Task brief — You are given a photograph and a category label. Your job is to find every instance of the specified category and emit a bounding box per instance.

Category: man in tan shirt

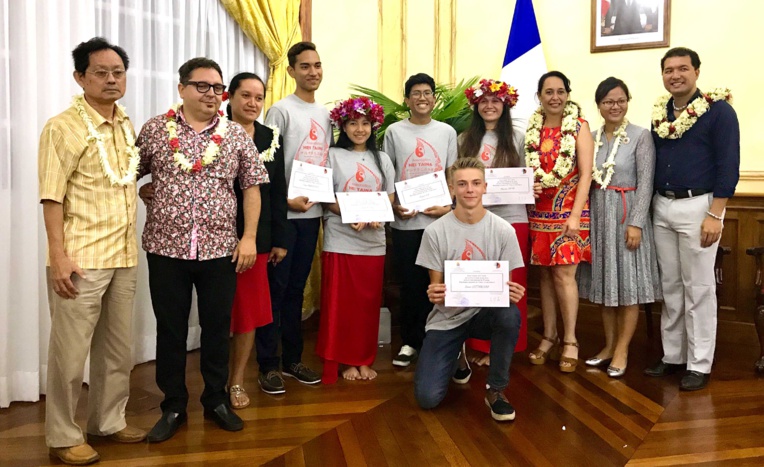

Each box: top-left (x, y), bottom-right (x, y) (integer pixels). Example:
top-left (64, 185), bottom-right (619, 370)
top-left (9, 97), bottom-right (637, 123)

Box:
top-left (38, 37), bottom-right (146, 465)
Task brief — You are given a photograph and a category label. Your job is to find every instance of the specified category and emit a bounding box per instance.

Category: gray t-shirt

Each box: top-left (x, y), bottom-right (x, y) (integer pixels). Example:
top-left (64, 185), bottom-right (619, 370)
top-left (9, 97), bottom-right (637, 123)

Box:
top-left (458, 129), bottom-right (528, 224)
top-left (383, 119), bottom-right (458, 231)
top-left (322, 147), bottom-right (396, 256)
top-left (264, 94), bottom-right (332, 220)
top-left (416, 210), bottom-right (524, 331)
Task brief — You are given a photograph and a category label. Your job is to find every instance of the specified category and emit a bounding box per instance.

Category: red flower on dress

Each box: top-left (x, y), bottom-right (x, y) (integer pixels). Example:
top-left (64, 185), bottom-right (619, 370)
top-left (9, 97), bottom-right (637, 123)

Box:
top-left (192, 160), bottom-right (203, 172)
top-left (169, 138), bottom-right (180, 149)
top-left (222, 91), bottom-right (229, 102)
top-left (211, 134), bottom-right (223, 145)
top-left (166, 109), bottom-right (176, 118)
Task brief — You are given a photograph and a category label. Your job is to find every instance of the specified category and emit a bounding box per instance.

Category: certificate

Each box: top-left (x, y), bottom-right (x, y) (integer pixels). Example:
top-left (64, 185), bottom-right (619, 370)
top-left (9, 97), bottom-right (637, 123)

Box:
top-left (394, 171), bottom-right (452, 212)
top-left (444, 260), bottom-right (509, 308)
top-left (483, 167), bottom-right (535, 206)
top-left (336, 191), bottom-right (394, 224)
top-left (287, 162), bottom-right (335, 203)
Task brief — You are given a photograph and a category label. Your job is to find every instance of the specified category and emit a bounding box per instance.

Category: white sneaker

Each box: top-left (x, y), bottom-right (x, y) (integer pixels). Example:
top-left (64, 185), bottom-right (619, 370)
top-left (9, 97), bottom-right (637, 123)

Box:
top-left (393, 345), bottom-right (418, 367)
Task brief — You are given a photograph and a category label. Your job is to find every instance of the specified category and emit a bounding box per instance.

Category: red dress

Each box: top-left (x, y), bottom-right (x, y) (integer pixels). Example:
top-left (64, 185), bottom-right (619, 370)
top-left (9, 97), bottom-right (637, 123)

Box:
top-left (528, 122), bottom-right (591, 266)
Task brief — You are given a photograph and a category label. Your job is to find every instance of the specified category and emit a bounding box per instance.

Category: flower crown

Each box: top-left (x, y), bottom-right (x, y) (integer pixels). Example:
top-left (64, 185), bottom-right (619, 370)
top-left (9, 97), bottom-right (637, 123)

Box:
top-left (465, 79), bottom-right (519, 108)
top-left (329, 96), bottom-right (385, 130)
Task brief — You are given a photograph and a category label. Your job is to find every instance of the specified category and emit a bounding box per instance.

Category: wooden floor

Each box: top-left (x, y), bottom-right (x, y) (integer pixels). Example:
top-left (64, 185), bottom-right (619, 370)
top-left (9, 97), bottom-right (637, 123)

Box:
top-left (2, 312), bottom-right (764, 466)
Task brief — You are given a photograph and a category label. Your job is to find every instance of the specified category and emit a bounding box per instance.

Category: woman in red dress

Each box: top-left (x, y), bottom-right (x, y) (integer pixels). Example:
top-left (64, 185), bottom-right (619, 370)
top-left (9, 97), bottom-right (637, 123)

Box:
top-left (526, 71), bottom-right (593, 373)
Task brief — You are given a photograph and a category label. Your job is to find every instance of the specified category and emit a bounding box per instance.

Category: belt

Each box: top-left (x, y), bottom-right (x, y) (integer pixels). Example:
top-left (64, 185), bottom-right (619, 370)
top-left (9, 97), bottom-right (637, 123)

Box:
top-left (656, 188), bottom-right (711, 199)
top-left (595, 184), bottom-right (635, 224)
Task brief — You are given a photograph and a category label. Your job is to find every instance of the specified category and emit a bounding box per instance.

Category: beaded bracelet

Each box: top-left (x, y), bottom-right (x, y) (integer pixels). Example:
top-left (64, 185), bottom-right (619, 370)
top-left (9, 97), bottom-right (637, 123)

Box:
top-left (706, 211), bottom-right (724, 221)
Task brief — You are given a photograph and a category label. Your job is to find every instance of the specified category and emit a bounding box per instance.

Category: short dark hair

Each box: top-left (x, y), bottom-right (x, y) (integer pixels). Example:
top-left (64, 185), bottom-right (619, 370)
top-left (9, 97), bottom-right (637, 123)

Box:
top-left (594, 77), bottom-right (631, 105)
top-left (661, 47), bottom-right (701, 71)
top-left (287, 42), bottom-right (317, 68)
top-left (178, 57), bottom-right (223, 84)
top-left (404, 73), bottom-right (436, 97)
top-left (71, 37), bottom-right (129, 74)
top-left (226, 72), bottom-right (267, 119)
top-left (537, 71), bottom-right (572, 95)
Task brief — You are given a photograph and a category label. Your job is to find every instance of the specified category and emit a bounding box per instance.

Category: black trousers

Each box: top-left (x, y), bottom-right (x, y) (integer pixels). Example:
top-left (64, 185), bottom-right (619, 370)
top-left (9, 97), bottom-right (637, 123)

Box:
top-left (256, 217), bottom-right (321, 372)
top-left (147, 253), bottom-right (236, 413)
top-left (391, 228), bottom-right (432, 350)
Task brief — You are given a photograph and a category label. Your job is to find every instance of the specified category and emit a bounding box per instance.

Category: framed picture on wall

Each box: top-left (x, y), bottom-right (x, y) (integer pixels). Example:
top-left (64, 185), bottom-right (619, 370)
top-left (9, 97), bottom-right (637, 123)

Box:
top-left (591, 0), bottom-right (670, 53)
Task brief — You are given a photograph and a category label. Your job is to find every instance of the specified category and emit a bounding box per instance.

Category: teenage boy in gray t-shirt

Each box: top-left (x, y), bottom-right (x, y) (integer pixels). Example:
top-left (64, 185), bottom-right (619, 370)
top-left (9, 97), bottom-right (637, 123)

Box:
top-left (414, 158), bottom-right (525, 421)
top-left (258, 42), bottom-right (332, 391)
top-left (384, 73), bottom-right (458, 368)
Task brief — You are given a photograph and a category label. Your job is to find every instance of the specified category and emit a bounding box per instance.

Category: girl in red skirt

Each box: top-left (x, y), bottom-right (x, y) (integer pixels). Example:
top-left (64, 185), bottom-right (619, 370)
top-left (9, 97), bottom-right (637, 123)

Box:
top-left (318, 97), bottom-right (395, 384)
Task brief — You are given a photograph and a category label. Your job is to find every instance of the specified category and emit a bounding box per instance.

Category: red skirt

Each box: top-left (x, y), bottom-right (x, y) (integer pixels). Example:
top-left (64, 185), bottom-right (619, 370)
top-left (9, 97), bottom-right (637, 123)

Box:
top-left (317, 252), bottom-right (385, 384)
top-left (467, 222), bottom-right (530, 354)
top-left (230, 253), bottom-right (273, 334)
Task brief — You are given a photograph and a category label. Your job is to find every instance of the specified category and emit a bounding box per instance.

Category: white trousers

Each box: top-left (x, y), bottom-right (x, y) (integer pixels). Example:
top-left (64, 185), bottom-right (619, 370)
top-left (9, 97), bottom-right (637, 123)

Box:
top-left (652, 193), bottom-right (719, 373)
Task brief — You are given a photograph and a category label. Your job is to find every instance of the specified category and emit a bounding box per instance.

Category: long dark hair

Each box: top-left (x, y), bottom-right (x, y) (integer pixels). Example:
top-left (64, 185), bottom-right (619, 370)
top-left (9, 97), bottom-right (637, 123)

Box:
top-left (332, 121), bottom-right (386, 186)
top-left (225, 72), bottom-right (266, 120)
top-left (459, 104), bottom-right (520, 168)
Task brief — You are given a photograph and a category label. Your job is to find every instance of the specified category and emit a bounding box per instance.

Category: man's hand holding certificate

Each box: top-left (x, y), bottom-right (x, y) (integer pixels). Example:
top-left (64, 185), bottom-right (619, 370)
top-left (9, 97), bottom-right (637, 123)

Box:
top-left (394, 170), bottom-right (453, 212)
top-left (287, 162), bottom-right (336, 203)
top-left (444, 260), bottom-right (510, 308)
top-left (483, 167), bottom-right (535, 206)
top-left (336, 192), bottom-right (394, 224)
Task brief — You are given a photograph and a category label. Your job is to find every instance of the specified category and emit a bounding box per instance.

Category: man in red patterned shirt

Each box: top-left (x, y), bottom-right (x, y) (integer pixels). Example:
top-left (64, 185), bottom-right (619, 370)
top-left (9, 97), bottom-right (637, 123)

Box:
top-left (136, 57), bottom-right (269, 442)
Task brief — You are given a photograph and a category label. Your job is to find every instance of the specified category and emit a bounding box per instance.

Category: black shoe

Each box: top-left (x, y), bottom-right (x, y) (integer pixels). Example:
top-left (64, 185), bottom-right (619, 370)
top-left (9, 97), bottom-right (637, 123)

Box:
top-left (452, 345), bottom-right (472, 384)
top-left (203, 403), bottom-right (243, 432)
top-left (258, 370), bottom-right (286, 395)
top-left (680, 371), bottom-right (710, 391)
top-left (283, 362), bottom-right (321, 385)
top-left (147, 411), bottom-right (187, 443)
top-left (643, 360), bottom-right (686, 377)
top-left (485, 389), bottom-right (515, 421)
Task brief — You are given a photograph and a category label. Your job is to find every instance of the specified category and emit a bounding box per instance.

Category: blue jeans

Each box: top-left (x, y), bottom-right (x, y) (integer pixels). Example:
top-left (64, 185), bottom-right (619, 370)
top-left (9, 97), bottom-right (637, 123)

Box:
top-left (414, 305), bottom-right (521, 409)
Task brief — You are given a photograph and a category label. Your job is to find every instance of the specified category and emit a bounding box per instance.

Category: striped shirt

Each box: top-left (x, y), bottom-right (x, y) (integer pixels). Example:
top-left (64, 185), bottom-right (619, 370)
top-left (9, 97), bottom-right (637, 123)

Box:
top-left (38, 98), bottom-right (138, 269)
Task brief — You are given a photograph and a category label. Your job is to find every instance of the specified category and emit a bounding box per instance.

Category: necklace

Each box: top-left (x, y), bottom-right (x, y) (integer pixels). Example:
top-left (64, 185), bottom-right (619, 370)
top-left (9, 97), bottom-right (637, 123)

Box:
top-left (592, 119), bottom-right (629, 189)
top-left (652, 87), bottom-right (732, 139)
top-left (525, 101), bottom-right (582, 188)
top-left (73, 95), bottom-right (139, 186)
top-left (672, 101), bottom-right (689, 111)
top-left (165, 104), bottom-right (228, 172)
top-left (258, 125), bottom-right (280, 162)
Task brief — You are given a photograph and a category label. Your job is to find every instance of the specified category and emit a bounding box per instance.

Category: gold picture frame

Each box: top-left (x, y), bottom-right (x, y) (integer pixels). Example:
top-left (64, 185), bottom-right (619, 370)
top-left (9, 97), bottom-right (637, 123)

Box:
top-left (591, 0), bottom-right (671, 53)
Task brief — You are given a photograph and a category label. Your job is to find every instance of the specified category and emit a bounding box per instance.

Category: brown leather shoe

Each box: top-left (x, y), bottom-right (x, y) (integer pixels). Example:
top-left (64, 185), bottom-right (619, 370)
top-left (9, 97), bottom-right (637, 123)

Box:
top-left (108, 425), bottom-right (147, 443)
top-left (49, 443), bottom-right (100, 465)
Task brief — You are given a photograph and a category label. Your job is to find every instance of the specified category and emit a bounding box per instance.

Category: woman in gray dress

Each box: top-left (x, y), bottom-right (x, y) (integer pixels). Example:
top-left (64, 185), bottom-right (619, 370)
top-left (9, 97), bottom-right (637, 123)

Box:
top-left (582, 77), bottom-right (662, 378)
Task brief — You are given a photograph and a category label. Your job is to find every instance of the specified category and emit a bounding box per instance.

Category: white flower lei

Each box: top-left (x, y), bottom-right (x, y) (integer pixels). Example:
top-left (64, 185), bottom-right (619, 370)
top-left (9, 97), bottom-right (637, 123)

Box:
top-left (73, 95), bottom-right (139, 186)
top-left (258, 125), bottom-right (280, 162)
top-left (652, 87), bottom-right (732, 139)
top-left (166, 103), bottom-right (228, 172)
top-left (592, 119), bottom-right (629, 189)
top-left (525, 101), bottom-right (582, 188)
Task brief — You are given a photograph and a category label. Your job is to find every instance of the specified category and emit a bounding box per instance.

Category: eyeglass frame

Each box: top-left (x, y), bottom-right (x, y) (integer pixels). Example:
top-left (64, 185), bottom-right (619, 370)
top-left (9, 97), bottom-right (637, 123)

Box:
top-left (86, 69), bottom-right (127, 80)
top-left (184, 80), bottom-right (227, 95)
top-left (408, 90), bottom-right (435, 99)
top-left (600, 99), bottom-right (629, 108)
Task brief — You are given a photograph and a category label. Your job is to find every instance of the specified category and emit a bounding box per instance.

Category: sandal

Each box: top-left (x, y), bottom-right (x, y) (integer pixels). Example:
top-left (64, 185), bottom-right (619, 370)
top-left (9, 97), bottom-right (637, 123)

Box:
top-left (529, 336), bottom-right (560, 365)
top-left (559, 342), bottom-right (579, 373)
top-left (229, 385), bottom-right (250, 409)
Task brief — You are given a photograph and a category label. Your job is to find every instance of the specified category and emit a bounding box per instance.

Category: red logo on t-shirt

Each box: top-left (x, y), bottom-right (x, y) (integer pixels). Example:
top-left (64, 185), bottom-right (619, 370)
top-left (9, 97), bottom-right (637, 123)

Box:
top-left (295, 119), bottom-right (328, 166)
top-left (461, 240), bottom-right (486, 260)
top-left (401, 138), bottom-right (442, 180)
top-left (343, 162), bottom-right (381, 192)
top-left (480, 143), bottom-right (496, 165)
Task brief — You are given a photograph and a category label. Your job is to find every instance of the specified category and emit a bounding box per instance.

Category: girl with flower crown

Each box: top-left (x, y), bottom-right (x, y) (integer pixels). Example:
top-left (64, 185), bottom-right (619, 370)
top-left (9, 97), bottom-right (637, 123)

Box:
top-left (526, 71), bottom-right (593, 373)
top-left (457, 79), bottom-right (530, 368)
top-left (579, 77), bottom-right (662, 378)
top-left (316, 97), bottom-right (396, 384)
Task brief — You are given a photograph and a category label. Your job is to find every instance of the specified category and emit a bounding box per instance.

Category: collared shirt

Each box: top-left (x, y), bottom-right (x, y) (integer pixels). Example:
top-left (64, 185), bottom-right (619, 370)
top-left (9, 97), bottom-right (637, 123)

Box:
top-left (652, 89), bottom-right (740, 198)
top-left (137, 108), bottom-right (269, 260)
top-left (38, 98), bottom-right (138, 269)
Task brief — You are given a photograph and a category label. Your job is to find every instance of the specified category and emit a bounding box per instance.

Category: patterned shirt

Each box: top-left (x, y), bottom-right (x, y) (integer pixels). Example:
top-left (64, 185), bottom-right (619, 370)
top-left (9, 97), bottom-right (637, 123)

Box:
top-left (38, 98), bottom-right (138, 269)
top-left (137, 108), bottom-right (269, 260)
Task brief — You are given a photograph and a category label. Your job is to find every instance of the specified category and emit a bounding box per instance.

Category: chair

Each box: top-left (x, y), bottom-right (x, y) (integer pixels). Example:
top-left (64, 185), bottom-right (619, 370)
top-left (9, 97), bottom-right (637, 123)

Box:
top-left (745, 246), bottom-right (764, 373)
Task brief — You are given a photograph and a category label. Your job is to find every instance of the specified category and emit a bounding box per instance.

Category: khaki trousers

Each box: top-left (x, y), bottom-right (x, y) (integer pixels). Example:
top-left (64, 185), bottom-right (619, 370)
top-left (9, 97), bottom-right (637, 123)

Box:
top-left (45, 267), bottom-right (137, 448)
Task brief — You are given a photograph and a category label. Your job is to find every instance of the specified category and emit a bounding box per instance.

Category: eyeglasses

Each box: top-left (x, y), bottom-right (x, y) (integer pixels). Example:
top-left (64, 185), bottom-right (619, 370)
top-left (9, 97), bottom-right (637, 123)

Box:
top-left (87, 69), bottom-right (126, 80)
top-left (601, 99), bottom-right (628, 108)
top-left (409, 90), bottom-right (434, 99)
top-left (185, 81), bottom-right (227, 95)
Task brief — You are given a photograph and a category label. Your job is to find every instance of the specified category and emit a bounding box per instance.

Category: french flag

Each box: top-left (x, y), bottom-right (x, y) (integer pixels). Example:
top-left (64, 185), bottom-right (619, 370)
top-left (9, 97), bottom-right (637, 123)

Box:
top-left (500, 0), bottom-right (547, 130)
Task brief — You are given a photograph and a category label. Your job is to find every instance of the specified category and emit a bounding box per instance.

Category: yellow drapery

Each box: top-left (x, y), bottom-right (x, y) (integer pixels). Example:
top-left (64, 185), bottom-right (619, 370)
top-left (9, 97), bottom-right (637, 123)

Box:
top-left (220, 0), bottom-right (321, 317)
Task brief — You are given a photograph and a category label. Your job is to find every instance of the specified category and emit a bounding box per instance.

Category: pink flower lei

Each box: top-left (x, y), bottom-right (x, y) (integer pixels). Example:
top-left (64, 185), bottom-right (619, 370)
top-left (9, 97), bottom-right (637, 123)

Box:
top-left (329, 96), bottom-right (385, 130)
top-left (465, 79), bottom-right (519, 108)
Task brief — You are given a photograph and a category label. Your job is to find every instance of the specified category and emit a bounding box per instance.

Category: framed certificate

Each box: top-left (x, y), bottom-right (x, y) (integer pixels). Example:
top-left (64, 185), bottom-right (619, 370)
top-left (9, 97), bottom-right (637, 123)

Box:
top-left (444, 260), bottom-right (509, 308)
top-left (336, 191), bottom-right (394, 224)
top-left (287, 161), bottom-right (335, 203)
top-left (483, 167), bottom-right (535, 206)
top-left (394, 170), bottom-right (453, 212)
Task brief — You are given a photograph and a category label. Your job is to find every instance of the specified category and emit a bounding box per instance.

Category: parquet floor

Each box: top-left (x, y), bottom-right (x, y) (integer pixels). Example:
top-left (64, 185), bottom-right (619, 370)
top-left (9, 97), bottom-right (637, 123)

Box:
top-left (2, 312), bottom-right (764, 466)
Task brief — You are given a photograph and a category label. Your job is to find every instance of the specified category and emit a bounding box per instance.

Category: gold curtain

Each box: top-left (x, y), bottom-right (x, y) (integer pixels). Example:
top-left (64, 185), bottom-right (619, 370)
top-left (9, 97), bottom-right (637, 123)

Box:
top-left (220, 0), bottom-right (302, 109)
